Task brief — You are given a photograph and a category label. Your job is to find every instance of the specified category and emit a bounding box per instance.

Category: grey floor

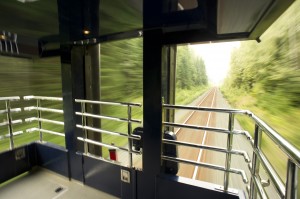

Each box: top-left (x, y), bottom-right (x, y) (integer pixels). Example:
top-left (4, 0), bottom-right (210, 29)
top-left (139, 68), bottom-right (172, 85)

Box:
top-left (0, 168), bottom-right (119, 199)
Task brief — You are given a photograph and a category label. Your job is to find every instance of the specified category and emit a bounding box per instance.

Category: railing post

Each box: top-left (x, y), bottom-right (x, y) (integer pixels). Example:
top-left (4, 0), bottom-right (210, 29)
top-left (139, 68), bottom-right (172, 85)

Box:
top-left (224, 113), bottom-right (234, 191)
top-left (36, 99), bottom-right (43, 142)
top-left (5, 100), bottom-right (14, 149)
top-left (81, 102), bottom-right (88, 155)
top-left (285, 159), bottom-right (298, 199)
top-left (128, 105), bottom-right (133, 168)
top-left (249, 124), bottom-right (262, 199)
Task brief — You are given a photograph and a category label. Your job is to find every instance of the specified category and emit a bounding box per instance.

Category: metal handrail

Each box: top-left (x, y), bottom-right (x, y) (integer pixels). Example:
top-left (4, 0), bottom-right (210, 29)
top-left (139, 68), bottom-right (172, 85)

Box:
top-left (0, 96), bottom-right (22, 150)
top-left (23, 95), bottom-right (63, 101)
top-left (23, 96), bottom-right (64, 143)
top-left (162, 103), bottom-right (300, 199)
top-left (75, 99), bottom-right (141, 107)
top-left (75, 98), bottom-right (142, 168)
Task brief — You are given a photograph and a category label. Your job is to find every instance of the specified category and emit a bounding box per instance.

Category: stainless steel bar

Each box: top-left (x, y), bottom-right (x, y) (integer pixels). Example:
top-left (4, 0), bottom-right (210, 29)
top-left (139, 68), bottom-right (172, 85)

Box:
top-left (161, 155), bottom-right (248, 183)
top-left (249, 124), bottom-right (262, 199)
top-left (5, 100), bottom-right (14, 149)
top-left (25, 117), bottom-right (64, 126)
top-left (163, 104), bottom-right (250, 114)
top-left (162, 138), bottom-right (250, 162)
top-left (77, 137), bottom-right (141, 155)
top-left (163, 121), bottom-right (230, 134)
top-left (224, 113), bottom-right (234, 191)
top-left (26, 128), bottom-right (65, 137)
top-left (81, 102), bottom-right (88, 155)
top-left (0, 96), bottom-right (20, 101)
top-left (0, 119), bottom-right (22, 127)
top-left (128, 105), bottom-right (133, 167)
top-left (0, 131), bottom-right (23, 141)
top-left (75, 112), bottom-right (141, 124)
top-left (252, 175), bottom-right (268, 199)
top-left (76, 125), bottom-right (141, 140)
top-left (24, 106), bottom-right (64, 114)
top-left (37, 99), bottom-right (42, 142)
top-left (251, 114), bottom-right (300, 167)
top-left (23, 96), bottom-right (63, 101)
top-left (75, 99), bottom-right (141, 107)
top-left (0, 108), bottom-right (21, 114)
top-left (285, 159), bottom-right (298, 199)
top-left (255, 147), bottom-right (285, 198)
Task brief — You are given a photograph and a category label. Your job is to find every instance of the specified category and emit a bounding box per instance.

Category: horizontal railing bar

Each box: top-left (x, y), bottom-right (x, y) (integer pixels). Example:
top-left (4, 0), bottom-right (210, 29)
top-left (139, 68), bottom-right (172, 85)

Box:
top-left (0, 108), bottom-right (22, 114)
top-left (76, 125), bottom-right (141, 140)
top-left (0, 131), bottom-right (23, 140)
top-left (77, 137), bottom-right (141, 155)
top-left (23, 96), bottom-right (63, 101)
top-left (24, 106), bottom-right (64, 114)
top-left (25, 117), bottom-right (64, 126)
top-left (75, 99), bottom-right (141, 107)
top-left (163, 122), bottom-right (230, 134)
top-left (0, 119), bottom-right (22, 127)
top-left (161, 155), bottom-right (248, 183)
top-left (162, 139), bottom-right (250, 163)
top-left (251, 114), bottom-right (300, 167)
top-left (76, 112), bottom-right (141, 124)
top-left (26, 128), bottom-right (65, 137)
top-left (163, 104), bottom-right (250, 114)
top-left (255, 148), bottom-right (285, 197)
top-left (0, 96), bottom-right (20, 101)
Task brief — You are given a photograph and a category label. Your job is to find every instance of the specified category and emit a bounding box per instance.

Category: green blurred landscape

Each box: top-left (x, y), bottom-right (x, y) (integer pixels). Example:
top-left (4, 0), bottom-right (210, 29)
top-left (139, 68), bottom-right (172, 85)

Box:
top-left (222, 0), bottom-right (300, 188)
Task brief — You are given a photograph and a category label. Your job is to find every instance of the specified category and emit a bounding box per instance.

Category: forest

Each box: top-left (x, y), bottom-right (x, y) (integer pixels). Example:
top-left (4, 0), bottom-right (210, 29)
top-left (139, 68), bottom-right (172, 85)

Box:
top-left (222, 0), bottom-right (300, 148)
top-left (222, 0), bottom-right (300, 183)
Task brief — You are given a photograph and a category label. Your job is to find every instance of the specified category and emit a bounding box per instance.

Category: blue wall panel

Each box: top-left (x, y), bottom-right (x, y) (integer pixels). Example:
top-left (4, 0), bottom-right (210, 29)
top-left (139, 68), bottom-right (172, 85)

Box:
top-left (35, 142), bottom-right (69, 178)
top-left (83, 156), bottom-right (121, 197)
top-left (0, 145), bottom-right (32, 183)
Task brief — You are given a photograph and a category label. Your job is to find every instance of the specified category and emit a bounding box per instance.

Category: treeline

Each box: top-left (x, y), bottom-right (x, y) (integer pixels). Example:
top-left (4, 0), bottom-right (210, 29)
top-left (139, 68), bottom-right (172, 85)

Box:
top-left (176, 46), bottom-right (208, 89)
top-left (222, 1), bottom-right (300, 147)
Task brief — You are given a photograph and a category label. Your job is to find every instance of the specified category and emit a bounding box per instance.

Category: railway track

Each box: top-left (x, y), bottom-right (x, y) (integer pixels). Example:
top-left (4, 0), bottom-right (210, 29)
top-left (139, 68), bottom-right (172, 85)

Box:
top-left (176, 87), bottom-right (217, 179)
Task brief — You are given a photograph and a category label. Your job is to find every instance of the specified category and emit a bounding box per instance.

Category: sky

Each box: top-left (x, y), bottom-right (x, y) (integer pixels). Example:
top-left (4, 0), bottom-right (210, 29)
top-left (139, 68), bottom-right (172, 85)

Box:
top-left (190, 41), bottom-right (241, 86)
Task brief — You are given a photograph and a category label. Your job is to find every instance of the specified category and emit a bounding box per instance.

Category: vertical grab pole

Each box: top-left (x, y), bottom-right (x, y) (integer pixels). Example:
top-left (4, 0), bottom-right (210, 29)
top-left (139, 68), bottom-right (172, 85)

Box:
top-left (127, 105), bottom-right (133, 168)
top-left (81, 102), bottom-right (88, 155)
top-left (285, 159), bottom-right (298, 199)
top-left (6, 100), bottom-right (14, 150)
top-left (37, 99), bottom-right (42, 142)
top-left (224, 113), bottom-right (234, 191)
top-left (249, 124), bottom-right (262, 199)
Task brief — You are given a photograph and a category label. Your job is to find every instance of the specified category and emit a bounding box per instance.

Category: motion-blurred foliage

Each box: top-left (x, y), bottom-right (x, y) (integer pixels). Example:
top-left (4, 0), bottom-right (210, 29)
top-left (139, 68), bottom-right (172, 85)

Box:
top-left (222, 0), bottom-right (300, 149)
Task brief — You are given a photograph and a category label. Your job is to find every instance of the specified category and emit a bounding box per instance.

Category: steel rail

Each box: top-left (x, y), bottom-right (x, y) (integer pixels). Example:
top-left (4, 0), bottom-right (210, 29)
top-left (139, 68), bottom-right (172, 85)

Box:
top-left (162, 139), bottom-right (250, 163)
top-left (24, 106), bottom-right (64, 114)
top-left (0, 119), bottom-right (22, 127)
top-left (76, 124), bottom-right (141, 140)
top-left (75, 112), bottom-right (141, 124)
top-left (75, 99), bottom-right (141, 107)
top-left (161, 155), bottom-right (248, 183)
top-left (0, 96), bottom-right (20, 101)
top-left (26, 127), bottom-right (65, 137)
top-left (25, 117), bottom-right (64, 126)
top-left (174, 89), bottom-right (213, 135)
top-left (0, 131), bottom-right (23, 140)
top-left (251, 114), bottom-right (300, 167)
top-left (163, 104), bottom-right (250, 114)
top-left (23, 96), bottom-right (63, 101)
top-left (77, 137), bottom-right (141, 155)
top-left (0, 108), bottom-right (21, 114)
top-left (164, 121), bottom-right (230, 134)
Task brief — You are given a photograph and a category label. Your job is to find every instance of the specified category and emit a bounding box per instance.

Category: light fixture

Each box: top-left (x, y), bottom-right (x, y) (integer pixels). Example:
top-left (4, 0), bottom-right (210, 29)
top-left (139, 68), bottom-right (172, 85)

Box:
top-left (83, 29), bottom-right (91, 35)
top-left (17, 0), bottom-right (39, 3)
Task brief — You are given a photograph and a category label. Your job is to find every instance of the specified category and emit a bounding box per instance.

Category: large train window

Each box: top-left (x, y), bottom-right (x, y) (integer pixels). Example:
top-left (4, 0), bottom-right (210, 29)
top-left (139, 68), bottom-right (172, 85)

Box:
top-left (99, 38), bottom-right (143, 169)
top-left (0, 56), bottom-right (64, 152)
